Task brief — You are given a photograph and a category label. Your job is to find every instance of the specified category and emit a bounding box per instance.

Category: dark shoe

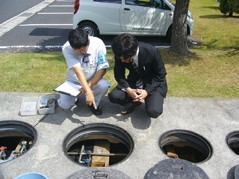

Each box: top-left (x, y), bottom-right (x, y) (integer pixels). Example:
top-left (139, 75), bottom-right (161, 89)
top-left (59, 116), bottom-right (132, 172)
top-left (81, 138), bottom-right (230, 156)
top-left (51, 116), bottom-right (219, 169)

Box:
top-left (88, 105), bottom-right (102, 115)
top-left (121, 102), bottom-right (141, 115)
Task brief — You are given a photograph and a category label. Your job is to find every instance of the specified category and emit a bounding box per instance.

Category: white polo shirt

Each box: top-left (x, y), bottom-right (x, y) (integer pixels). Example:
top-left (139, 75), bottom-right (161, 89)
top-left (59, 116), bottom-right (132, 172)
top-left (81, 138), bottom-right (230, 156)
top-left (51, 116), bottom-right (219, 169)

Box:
top-left (62, 36), bottom-right (109, 84)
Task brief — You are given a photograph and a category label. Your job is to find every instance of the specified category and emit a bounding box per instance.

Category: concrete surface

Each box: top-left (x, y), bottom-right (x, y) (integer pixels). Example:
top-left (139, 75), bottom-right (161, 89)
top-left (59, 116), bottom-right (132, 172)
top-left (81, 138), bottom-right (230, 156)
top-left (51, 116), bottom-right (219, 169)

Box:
top-left (0, 92), bottom-right (239, 179)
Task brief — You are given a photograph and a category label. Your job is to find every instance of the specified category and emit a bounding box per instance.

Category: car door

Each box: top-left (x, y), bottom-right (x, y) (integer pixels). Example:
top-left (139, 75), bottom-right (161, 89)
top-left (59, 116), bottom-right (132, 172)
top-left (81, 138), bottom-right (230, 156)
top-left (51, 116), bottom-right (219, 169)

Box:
top-left (120, 0), bottom-right (173, 35)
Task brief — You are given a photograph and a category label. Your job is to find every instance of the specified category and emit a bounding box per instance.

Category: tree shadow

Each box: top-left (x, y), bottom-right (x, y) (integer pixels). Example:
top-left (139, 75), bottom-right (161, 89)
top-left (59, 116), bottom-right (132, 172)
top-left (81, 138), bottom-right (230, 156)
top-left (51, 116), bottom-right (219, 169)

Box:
top-left (200, 6), bottom-right (239, 19)
top-left (222, 46), bottom-right (239, 56)
top-left (200, 39), bottom-right (239, 56)
top-left (200, 14), bottom-right (239, 19)
top-left (160, 46), bottom-right (202, 67)
top-left (202, 5), bottom-right (220, 11)
top-left (27, 27), bottom-right (71, 53)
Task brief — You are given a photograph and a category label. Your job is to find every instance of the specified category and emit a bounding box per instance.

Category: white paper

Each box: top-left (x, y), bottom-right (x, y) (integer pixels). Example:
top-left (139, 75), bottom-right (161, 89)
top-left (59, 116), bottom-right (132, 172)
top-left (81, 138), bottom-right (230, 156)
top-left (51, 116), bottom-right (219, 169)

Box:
top-left (54, 81), bottom-right (82, 97)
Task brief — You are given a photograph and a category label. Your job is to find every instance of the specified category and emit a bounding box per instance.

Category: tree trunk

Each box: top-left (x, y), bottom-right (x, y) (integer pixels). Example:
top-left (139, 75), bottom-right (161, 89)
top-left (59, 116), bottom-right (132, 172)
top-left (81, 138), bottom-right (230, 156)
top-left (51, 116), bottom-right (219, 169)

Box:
top-left (170, 0), bottom-right (191, 56)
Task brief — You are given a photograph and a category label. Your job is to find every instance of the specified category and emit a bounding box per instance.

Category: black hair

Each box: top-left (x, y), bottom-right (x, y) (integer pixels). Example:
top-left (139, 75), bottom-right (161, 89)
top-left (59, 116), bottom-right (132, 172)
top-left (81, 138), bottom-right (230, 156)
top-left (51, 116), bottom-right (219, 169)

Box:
top-left (111, 33), bottom-right (138, 58)
top-left (68, 28), bottom-right (89, 49)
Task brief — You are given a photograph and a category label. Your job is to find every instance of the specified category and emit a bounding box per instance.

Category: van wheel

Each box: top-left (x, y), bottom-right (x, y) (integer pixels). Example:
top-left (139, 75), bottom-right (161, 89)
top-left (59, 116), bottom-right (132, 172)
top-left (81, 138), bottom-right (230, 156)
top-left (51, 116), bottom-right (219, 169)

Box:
top-left (78, 22), bottom-right (99, 37)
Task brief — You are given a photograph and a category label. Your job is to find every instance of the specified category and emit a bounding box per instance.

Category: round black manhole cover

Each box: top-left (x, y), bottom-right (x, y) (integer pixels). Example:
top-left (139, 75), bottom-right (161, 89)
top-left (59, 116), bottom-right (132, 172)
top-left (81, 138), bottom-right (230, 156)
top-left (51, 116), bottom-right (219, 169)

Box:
top-left (235, 165), bottom-right (239, 179)
top-left (226, 165), bottom-right (239, 179)
top-left (63, 123), bottom-right (134, 167)
top-left (159, 130), bottom-right (212, 163)
top-left (66, 168), bottom-right (131, 179)
top-left (144, 158), bottom-right (209, 179)
top-left (0, 120), bottom-right (37, 164)
top-left (226, 131), bottom-right (239, 155)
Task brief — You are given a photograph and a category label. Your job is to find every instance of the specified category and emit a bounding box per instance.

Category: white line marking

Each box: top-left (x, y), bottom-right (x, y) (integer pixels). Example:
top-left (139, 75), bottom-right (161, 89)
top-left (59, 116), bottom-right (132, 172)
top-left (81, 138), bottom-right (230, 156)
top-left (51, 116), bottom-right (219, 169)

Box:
top-left (38, 12), bottom-right (73, 15)
top-left (19, 24), bottom-right (73, 26)
top-left (0, 0), bottom-right (55, 37)
top-left (0, 45), bottom-right (62, 49)
top-left (0, 45), bottom-right (169, 50)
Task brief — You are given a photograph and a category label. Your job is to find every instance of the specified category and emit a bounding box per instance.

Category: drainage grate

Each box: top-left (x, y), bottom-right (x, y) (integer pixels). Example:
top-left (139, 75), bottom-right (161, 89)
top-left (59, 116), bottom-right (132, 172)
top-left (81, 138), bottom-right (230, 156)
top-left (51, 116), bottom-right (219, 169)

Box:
top-left (0, 120), bottom-right (37, 164)
top-left (63, 123), bottom-right (134, 167)
top-left (159, 130), bottom-right (212, 163)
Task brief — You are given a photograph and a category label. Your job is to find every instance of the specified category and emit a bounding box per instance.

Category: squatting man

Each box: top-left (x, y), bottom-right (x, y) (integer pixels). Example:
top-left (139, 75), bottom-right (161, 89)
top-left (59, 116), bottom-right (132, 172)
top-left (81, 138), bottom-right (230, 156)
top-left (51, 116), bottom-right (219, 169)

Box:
top-left (108, 33), bottom-right (168, 118)
top-left (57, 28), bottom-right (110, 115)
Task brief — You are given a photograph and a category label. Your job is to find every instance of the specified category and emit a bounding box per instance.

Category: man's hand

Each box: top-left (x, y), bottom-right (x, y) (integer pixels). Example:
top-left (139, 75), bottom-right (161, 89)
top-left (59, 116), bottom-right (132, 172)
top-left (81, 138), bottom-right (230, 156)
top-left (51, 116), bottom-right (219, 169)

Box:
top-left (126, 87), bottom-right (138, 100)
top-left (72, 65), bottom-right (97, 109)
top-left (85, 90), bottom-right (97, 109)
top-left (133, 89), bottom-right (148, 102)
top-left (126, 87), bottom-right (147, 102)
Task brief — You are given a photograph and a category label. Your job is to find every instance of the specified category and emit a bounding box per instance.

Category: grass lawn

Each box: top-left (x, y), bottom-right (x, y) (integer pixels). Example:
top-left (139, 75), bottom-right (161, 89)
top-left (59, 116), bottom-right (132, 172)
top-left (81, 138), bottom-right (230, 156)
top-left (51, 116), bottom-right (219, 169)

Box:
top-left (0, 0), bottom-right (238, 98)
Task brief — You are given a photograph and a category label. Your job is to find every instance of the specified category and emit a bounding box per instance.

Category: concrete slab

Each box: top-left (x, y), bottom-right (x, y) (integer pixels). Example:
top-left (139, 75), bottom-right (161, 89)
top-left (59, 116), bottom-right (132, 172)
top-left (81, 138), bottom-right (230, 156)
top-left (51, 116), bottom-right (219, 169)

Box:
top-left (0, 92), bottom-right (239, 179)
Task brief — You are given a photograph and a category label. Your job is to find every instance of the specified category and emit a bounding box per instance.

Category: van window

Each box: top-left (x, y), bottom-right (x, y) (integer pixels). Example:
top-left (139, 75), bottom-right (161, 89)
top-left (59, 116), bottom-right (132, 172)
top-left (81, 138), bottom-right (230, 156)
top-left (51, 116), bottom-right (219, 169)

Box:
top-left (151, 0), bottom-right (171, 10)
top-left (93, 0), bottom-right (121, 3)
top-left (153, 0), bottom-right (163, 8)
top-left (126, 0), bottom-right (151, 6)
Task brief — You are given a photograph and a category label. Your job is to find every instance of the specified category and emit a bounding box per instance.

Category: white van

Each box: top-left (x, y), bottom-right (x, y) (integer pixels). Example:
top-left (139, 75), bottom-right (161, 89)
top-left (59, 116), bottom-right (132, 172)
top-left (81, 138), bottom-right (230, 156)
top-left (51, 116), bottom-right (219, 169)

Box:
top-left (73, 0), bottom-right (194, 39)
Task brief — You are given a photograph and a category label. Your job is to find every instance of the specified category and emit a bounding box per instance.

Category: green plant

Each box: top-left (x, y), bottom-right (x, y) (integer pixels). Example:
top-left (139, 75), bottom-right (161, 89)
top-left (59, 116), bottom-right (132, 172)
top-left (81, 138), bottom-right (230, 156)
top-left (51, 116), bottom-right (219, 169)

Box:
top-left (219, 0), bottom-right (239, 16)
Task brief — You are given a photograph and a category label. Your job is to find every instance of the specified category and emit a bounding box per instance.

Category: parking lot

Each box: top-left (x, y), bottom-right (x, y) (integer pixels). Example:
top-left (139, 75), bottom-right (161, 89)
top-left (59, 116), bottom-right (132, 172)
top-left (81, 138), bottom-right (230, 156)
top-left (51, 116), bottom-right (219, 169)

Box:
top-left (0, 0), bottom-right (72, 52)
top-left (0, 0), bottom-right (170, 53)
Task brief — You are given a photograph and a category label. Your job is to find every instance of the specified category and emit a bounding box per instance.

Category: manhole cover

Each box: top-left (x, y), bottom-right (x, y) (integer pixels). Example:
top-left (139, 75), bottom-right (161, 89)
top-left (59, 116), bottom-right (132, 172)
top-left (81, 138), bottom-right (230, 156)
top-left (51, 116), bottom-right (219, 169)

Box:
top-left (226, 131), bottom-right (239, 155)
top-left (63, 123), bottom-right (133, 167)
top-left (67, 168), bottom-right (131, 179)
top-left (0, 120), bottom-right (37, 164)
top-left (144, 158), bottom-right (209, 179)
top-left (159, 130), bottom-right (212, 163)
top-left (235, 165), bottom-right (239, 179)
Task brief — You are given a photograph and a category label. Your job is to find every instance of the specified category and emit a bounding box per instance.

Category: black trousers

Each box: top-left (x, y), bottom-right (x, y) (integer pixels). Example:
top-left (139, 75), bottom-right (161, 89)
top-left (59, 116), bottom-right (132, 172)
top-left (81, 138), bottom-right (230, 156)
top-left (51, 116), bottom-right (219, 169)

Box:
top-left (108, 86), bottom-right (164, 118)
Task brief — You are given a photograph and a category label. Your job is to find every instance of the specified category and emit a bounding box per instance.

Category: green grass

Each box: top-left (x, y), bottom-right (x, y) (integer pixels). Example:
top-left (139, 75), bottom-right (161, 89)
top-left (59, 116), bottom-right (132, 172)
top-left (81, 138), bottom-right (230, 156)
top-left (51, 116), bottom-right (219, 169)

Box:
top-left (190, 0), bottom-right (239, 49)
top-left (0, 0), bottom-right (238, 98)
top-left (162, 49), bottom-right (239, 97)
top-left (0, 53), bottom-right (66, 92)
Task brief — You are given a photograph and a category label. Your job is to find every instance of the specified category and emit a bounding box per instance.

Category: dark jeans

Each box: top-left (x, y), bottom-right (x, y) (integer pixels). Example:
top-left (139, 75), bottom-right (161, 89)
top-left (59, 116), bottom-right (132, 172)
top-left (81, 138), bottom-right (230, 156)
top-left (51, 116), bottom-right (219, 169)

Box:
top-left (108, 87), bottom-right (164, 118)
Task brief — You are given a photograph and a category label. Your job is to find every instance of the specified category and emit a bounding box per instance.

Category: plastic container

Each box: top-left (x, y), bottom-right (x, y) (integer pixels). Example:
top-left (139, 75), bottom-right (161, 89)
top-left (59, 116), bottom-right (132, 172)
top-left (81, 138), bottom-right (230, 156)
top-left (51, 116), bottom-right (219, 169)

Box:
top-left (15, 172), bottom-right (48, 179)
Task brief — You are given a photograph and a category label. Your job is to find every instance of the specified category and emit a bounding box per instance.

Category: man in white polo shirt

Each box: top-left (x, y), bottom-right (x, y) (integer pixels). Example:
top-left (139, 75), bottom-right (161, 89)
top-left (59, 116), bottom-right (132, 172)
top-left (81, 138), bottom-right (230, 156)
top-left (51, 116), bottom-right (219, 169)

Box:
top-left (58, 28), bottom-right (110, 115)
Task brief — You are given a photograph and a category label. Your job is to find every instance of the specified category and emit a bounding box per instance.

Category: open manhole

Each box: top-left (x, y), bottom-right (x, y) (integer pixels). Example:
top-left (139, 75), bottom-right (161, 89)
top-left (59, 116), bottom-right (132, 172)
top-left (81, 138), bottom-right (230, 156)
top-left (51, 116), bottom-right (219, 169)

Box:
top-left (0, 120), bottom-right (37, 164)
top-left (63, 123), bottom-right (134, 167)
top-left (159, 130), bottom-right (212, 163)
top-left (226, 131), bottom-right (239, 155)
